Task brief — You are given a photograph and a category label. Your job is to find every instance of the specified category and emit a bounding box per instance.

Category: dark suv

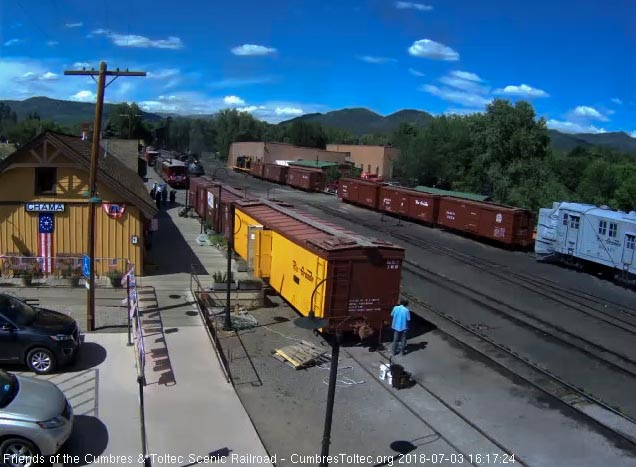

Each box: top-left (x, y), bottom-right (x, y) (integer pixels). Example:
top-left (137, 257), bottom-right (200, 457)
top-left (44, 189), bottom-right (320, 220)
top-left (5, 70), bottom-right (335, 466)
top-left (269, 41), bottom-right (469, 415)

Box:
top-left (0, 294), bottom-right (81, 374)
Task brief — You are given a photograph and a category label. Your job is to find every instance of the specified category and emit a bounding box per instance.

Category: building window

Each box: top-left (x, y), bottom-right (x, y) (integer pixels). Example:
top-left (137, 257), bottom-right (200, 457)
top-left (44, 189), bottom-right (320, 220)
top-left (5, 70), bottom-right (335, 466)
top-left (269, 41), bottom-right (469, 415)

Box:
top-left (598, 220), bottom-right (607, 235)
top-left (562, 213), bottom-right (568, 226)
top-left (609, 222), bottom-right (618, 238)
top-left (569, 215), bottom-right (580, 229)
top-left (375, 166), bottom-right (379, 175)
top-left (367, 164), bottom-right (371, 173)
top-left (35, 167), bottom-right (57, 195)
top-left (627, 235), bottom-right (635, 250)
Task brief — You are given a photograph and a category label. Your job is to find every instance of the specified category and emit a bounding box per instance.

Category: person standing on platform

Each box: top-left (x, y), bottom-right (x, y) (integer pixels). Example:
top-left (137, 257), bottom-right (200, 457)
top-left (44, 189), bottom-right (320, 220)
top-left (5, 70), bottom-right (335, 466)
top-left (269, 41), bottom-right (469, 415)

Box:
top-left (391, 299), bottom-right (410, 356)
top-left (161, 184), bottom-right (168, 207)
top-left (155, 184), bottom-right (162, 210)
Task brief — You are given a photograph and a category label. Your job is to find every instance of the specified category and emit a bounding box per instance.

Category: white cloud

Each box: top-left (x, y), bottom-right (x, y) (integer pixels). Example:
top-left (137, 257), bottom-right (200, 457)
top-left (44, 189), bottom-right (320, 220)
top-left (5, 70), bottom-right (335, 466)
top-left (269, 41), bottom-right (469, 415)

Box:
top-left (275, 107), bottom-right (303, 116)
top-left (110, 34), bottom-right (183, 49)
top-left (611, 98), bottom-right (623, 105)
top-left (445, 108), bottom-right (484, 115)
top-left (17, 71), bottom-right (58, 81)
top-left (223, 95), bottom-right (246, 105)
top-left (420, 84), bottom-right (491, 107)
top-left (46, 41), bottom-right (59, 46)
top-left (70, 90), bottom-right (96, 102)
top-left (357, 55), bottom-right (397, 64)
top-left (231, 44), bottom-right (277, 56)
top-left (90, 29), bottom-right (183, 49)
top-left (65, 22), bottom-right (83, 28)
top-left (408, 39), bottom-right (459, 61)
top-left (209, 76), bottom-right (275, 89)
top-left (630, 131), bottom-right (636, 138)
top-left (237, 105), bottom-right (266, 113)
top-left (408, 68), bottom-right (425, 77)
top-left (493, 83), bottom-right (549, 98)
top-left (395, 2), bottom-right (433, 11)
top-left (439, 72), bottom-right (489, 94)
top-left (450, 70), bottom-right (482, 82)
top-left (4, 39), bottom-right (23, 46)
top-left (72, 62), bottom-right (92, 69)
top-left (147, 68), bottom-right (179, 79)
top-left (547, 119), bottom-right (606, 134)
top-left (571, 105), bottom-right (608, 121)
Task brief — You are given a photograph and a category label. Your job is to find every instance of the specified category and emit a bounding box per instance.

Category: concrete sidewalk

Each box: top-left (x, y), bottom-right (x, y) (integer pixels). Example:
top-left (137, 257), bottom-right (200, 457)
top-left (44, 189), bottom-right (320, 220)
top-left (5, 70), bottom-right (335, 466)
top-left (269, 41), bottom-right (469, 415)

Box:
top-left (139, 173), bottom-right (272, 467)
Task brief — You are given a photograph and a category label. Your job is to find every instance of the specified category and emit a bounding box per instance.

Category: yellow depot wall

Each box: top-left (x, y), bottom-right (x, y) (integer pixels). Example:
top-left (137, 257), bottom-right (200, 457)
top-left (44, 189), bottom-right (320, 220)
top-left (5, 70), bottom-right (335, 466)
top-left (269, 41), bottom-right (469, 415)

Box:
top-left (0, 155), bottom-right (144, 275)
top-left (268, 232), bottom-right (328, 318)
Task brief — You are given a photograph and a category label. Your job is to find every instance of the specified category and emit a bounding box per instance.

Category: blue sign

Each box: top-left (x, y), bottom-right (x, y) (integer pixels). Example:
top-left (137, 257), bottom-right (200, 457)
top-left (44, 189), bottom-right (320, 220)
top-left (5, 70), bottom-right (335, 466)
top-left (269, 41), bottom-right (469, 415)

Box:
top-left (82, 255), bottom-right (90, 278)
top-left (25, 203), bottom-right (65, 212)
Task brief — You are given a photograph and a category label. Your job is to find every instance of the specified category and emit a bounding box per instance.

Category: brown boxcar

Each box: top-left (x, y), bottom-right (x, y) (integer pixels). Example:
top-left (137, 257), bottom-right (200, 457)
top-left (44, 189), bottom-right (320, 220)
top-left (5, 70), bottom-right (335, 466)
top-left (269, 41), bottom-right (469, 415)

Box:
top-left (250, 161), bottom-right (264, 178)
top-left (262, 164), bottom-right (288, 184)
top-left (379, 186), bottom-right (440, 224)
top-left (233, 198), bottom-right (404, 335)
top-left (437, 197), bottom-right (534, 247)
top-left (286, 167), bottom-right (326, 192)
top-left (205, 183), bottom-right (257, 237)
top-left (187, 176), bottom-right (215, 219)
top-left (337, 178), bottom-right (381, 210)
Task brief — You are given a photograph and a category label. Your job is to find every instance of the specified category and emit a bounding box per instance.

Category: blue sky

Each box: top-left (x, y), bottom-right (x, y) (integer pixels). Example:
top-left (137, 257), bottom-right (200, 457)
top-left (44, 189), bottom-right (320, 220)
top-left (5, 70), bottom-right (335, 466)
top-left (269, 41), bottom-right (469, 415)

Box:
top-left (0, 0), bottom-right (634, 132)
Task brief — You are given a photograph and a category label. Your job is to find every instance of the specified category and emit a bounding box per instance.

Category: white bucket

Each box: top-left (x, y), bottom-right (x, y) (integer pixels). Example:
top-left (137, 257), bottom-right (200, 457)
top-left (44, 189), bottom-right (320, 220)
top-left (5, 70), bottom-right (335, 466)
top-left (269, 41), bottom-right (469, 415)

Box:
top-left (379, 364), bottom-right (390, 380)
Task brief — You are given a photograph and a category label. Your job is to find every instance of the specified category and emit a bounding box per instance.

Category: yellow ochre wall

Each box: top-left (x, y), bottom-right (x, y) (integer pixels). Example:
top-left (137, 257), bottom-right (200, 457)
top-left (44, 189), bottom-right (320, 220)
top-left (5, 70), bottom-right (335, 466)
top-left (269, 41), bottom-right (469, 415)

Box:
top-left (233, 207), bottom-right (329, 317)
top-left (0, 164), bottom-right (143, 275)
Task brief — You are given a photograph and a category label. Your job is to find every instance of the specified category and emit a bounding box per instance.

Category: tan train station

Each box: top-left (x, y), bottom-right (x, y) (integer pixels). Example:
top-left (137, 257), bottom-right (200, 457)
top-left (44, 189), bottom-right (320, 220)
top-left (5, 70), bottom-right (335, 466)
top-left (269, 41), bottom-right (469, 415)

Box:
top-left (0, 131), bottom-right (157, 280)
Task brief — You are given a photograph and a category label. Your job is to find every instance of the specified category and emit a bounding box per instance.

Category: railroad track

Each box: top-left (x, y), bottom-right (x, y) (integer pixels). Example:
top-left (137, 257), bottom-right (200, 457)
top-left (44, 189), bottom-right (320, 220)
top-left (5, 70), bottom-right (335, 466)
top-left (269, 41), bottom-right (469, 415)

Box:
top-left (384, 291), bottom-right (636, 449)
top-left (342, 347), bottom-right (527, 467)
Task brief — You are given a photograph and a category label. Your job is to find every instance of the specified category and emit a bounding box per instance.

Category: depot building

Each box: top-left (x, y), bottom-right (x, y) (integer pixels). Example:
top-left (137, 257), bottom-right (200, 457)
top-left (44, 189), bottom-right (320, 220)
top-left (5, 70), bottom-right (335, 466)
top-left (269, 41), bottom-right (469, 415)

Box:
top-left (0, 131), bottom-right (157, 277)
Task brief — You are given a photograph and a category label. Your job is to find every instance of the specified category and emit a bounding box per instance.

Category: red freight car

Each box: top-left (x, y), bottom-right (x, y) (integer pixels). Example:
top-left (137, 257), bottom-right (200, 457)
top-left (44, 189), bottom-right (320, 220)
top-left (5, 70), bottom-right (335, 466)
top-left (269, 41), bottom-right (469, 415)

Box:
top-left (379, 185), bottom-right (440, 224)
top-left (250, 161), bottom-right (264, 178)
top-left (337, 177), bottom-right (381, 210)
top-left (188, 176), bottom-right (215, 219)
top-left (205, 183), bottom-right (258, 237)
top-left (286, 167), bottom-right (326, 192)
top-left (262, 164), bottom-right (288, 184)
top-left (437, 197), bottom-right (534, 247)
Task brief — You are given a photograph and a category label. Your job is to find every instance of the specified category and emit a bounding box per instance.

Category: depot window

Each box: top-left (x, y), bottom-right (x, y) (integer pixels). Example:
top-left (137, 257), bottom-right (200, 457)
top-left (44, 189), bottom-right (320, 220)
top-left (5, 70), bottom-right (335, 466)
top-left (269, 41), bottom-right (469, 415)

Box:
top-left (609, 222), bottom-right (618, 238)
top-left (627, 235), bottom-right (635, 250)
top-left (598, 220), bottom-right (607, 235)
top-left (562, 213), bottom-right (568, 226)
top-left (569, 215), bottom-right (580, 230)
top-left (35, 167), bottom-right (57, 195)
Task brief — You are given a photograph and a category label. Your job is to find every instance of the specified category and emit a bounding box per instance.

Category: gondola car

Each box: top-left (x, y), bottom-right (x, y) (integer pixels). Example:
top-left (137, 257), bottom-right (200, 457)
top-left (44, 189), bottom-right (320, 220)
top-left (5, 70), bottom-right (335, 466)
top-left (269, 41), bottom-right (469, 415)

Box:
top-left (535, 202), bottom-right (636, 283)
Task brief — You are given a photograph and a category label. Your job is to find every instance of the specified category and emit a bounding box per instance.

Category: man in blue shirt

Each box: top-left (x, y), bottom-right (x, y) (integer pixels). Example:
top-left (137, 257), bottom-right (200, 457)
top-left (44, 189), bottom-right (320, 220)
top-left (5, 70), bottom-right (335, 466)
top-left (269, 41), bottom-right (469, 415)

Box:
top-left (391, 299), bottom-right (410, 356)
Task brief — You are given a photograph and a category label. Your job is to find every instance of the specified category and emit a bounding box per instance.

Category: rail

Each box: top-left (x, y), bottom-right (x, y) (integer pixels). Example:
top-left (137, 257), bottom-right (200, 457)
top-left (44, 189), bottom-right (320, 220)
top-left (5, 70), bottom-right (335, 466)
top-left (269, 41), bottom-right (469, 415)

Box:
top-left (190, 264), bottom-right (232, 383)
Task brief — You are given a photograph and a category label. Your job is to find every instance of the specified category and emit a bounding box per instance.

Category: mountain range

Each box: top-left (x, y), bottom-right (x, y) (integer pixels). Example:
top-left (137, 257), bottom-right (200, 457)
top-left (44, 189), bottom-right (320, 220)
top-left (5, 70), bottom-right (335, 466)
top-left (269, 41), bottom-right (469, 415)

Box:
top-left (2, 97), bottom-right (635, 154)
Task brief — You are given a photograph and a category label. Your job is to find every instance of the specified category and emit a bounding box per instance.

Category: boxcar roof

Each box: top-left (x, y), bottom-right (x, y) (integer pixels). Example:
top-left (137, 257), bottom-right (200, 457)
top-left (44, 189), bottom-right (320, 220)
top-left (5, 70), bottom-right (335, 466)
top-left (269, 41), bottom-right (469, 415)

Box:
top-left (235, 199), bottom-right (401, 253)
top-left (414, 185), bottom-right (491, 202)
top-left (289, 160), bottom-right (340, 168)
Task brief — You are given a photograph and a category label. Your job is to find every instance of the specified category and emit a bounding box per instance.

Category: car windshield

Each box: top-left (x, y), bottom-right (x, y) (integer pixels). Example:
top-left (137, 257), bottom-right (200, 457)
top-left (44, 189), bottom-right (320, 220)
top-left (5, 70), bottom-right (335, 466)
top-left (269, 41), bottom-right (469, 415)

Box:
top-left (0, 370), bottom-right (18, 408)
top-left (0, 295), bottom-right (37, 326)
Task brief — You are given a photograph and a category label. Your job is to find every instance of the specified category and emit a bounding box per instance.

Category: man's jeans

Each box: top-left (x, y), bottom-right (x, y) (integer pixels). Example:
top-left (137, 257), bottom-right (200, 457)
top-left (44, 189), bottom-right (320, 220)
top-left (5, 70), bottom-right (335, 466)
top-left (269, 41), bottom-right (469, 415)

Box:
top-left (392, 330), bottom-right (407, 355)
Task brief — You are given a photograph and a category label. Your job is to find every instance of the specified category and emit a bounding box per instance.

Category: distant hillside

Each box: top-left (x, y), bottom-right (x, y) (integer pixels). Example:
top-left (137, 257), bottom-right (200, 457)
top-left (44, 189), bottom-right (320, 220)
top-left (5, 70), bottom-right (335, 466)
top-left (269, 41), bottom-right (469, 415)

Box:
top-left (281, 107), bottom-right (434, 135)
top-left (0, 97), bottom-right (163, 126)
top-left (549, 130), bottom-right (636, 154)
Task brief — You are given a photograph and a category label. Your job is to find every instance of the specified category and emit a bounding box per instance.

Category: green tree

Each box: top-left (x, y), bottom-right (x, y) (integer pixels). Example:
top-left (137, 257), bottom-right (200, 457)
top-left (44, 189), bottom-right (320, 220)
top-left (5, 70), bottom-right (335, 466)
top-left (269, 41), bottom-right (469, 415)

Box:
top-left (214, 109), bottom-right (262, 160)
top-left (285, 120), bottom-right (327, 148)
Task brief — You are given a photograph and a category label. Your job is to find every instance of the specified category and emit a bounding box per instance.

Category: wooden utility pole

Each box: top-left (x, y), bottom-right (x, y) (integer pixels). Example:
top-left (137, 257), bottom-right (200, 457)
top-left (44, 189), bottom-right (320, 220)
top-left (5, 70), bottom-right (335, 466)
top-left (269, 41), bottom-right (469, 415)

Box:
top-left (64, 62), bottom-right (146, 331)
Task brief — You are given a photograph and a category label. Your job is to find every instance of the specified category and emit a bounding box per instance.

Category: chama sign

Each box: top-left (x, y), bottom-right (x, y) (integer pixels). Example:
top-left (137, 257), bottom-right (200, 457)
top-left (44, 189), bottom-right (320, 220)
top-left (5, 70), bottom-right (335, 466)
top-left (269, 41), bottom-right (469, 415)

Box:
top-left (25, 203), bottom-right (65, 212)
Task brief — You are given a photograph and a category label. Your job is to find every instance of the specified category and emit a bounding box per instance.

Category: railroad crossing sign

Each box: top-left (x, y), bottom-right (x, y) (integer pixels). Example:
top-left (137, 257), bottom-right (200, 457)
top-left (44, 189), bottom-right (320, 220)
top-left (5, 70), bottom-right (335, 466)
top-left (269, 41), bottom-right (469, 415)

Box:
top-left (82, 255), bottom-right (90, 278)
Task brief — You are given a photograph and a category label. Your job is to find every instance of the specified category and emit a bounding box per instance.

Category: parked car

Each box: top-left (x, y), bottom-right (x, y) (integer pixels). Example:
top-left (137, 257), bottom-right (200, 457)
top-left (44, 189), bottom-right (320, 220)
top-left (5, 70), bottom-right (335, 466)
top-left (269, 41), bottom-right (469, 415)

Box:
top-left (0, 369), bottom-right (73, 463)
top-left (0, 294), bottom-right (81, 375)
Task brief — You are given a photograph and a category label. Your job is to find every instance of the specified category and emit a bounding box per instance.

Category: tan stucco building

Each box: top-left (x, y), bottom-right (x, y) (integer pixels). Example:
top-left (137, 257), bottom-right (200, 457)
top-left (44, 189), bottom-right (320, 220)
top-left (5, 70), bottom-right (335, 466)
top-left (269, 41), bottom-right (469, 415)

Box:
top-left (326, 144), bottom-right (400, 178)
top-left (229, 142), bottom-right (350, 167)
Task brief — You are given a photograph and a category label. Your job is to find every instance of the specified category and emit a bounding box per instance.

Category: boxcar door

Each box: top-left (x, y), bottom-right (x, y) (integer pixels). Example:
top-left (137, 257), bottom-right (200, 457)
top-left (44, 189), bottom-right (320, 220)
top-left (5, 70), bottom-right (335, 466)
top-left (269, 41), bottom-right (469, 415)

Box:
top-left (247, 225), bottom-right (263, 273)
top-left (622, 233), bottom-right (635, 267)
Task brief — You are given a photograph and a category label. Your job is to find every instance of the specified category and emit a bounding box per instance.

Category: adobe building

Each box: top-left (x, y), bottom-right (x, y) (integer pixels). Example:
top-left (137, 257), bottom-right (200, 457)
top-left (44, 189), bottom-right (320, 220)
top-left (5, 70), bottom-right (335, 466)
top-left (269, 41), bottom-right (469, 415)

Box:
top-left (229, 142), bottom-right (350, 168)
top-left (326, 144), bottom-right (400, 179)
top-left (0, 131), bottom-right (157, 277)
